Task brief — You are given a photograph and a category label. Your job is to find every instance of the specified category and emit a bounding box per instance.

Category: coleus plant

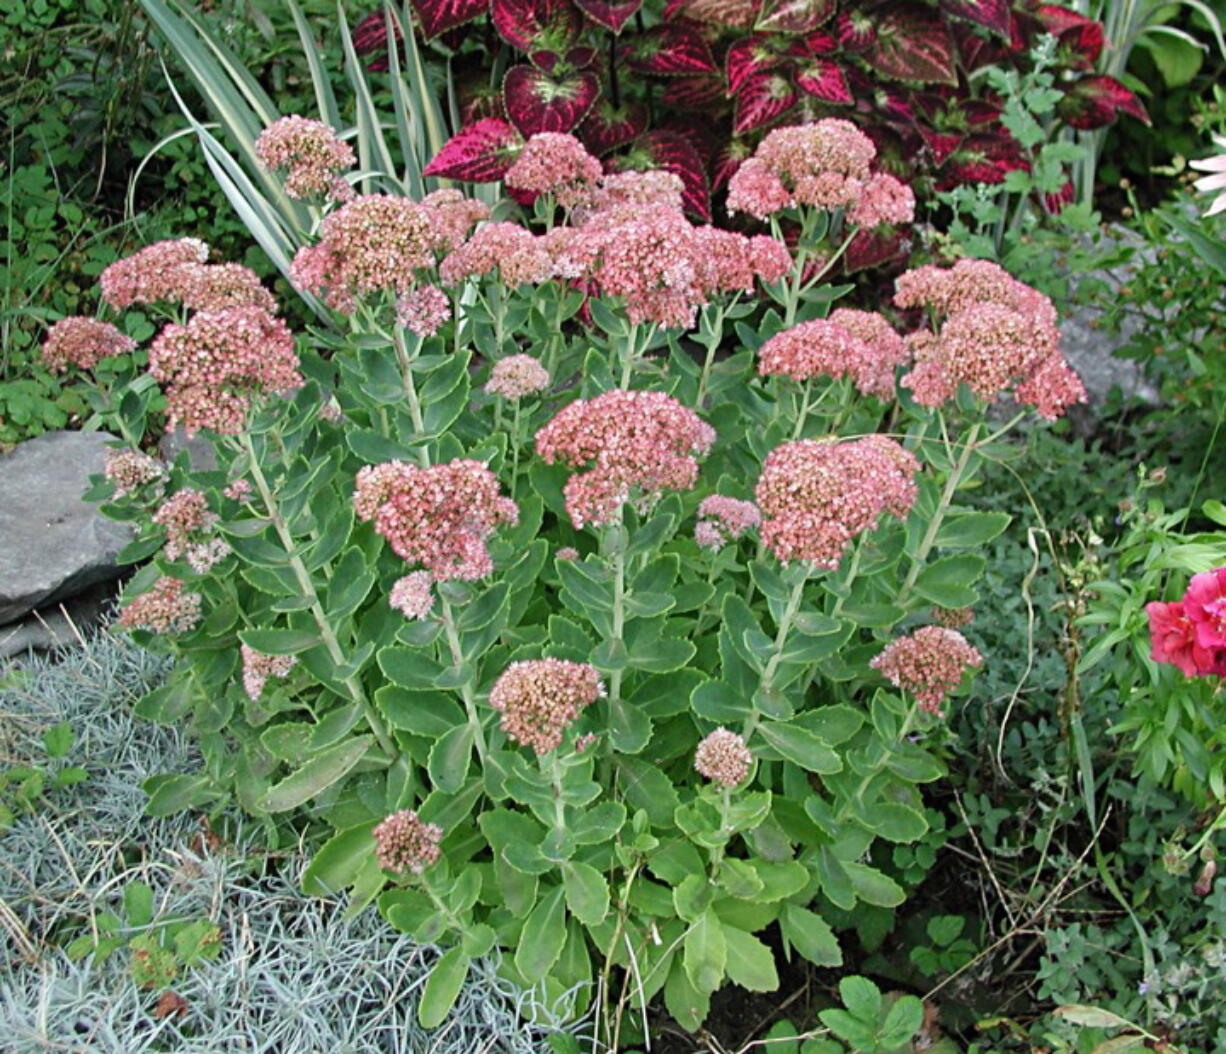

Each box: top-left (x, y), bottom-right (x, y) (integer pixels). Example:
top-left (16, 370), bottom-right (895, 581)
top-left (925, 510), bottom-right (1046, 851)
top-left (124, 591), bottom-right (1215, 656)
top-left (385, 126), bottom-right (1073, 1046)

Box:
top-left (356, 0), bottom-right (1147, 224)
top-left (63, 119), bottom-right (1087, 1041)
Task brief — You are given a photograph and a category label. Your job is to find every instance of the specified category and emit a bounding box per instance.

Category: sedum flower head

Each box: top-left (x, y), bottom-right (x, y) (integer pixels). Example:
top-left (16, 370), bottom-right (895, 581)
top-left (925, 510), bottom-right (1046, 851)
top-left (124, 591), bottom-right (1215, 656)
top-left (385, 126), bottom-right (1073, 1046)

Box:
top-left (848, 172), bottom-right (916, 228)
top-left (536, 389), bottom-right (716, 529)
top-left (389, 571), bottom-right (435, 620)
top-left (395, 284), bottom-right (451, 337)
top-left (373, 809), bottom-right (443, 874)
top-left (104, 449), bottom-right (166, 498)
top-left (758, 317), bottom-right (871, 385)
top-left (41, 317), bottom-right (136, 373)
top-left (148, 306), bottom-right (302, 435)
top-left (505, 133), bottom-right (603, 210)
top-left (241, 644), bottom-right (298, 700)
top-left (755, 435), bottom-right (919, 568)
top-left (421, 189), bottom-right (491, 251)
top-left (353, 459), bottom-right (518, 581)
top-left (99, 238), bottom-right (210, 310)
top-left (117, 576), bottom-right (202, 634)
top-left (439, 221), bottom-right (554, 287)
top-left (485, 354), bottom-right (550, 399)
top-left (590, 169), bottom-right (685, 212)
top-left (255, 115), bottom-right (355, 202)
top-left (870, 626), bottom-right (983, 715)
top-left (827, 307), bottom-right (908, 399)
top-left (694, 727), bottom-right (753, 787)
top-left (488, 658), bottom-right (605, 754)
top-left (695, 495), bottom-right (760, 551)
top-left (289, 195), bottom-right (449, 314)
top-left (152, 488), bottom-right (217, 560)
top-left (180, 263), bottom-right (278, 314)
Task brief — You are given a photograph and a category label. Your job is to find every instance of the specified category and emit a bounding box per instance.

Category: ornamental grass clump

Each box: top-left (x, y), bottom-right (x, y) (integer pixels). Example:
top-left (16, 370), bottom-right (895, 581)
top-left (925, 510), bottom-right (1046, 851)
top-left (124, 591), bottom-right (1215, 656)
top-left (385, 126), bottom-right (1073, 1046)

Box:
top-left (64, 114), bottom-right (1091, 1041)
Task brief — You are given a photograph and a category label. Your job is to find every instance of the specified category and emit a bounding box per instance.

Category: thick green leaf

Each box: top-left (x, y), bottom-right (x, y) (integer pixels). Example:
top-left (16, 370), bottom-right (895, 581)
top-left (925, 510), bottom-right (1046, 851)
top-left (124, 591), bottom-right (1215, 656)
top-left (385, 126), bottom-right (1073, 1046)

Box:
top-left (756, 721), bottom-right (842, 774)
top-left (515, 886), bottom-right (567, 983)
top-left (910, 553), bottom-right (985, 608)
top-left (723, 927), bottom-right (779, 992)
top-left (260, 735), bottom-right (373, 812)
top-left (865, 802), bottom-right (928, 843)
top-left (239, 628), bottom-right (322, 656)
top-left (418, 947), bottom-right (470, 1029)
top-left (563, 862), bottom-right (610, 926)
top-left (782, 903), bottom-right (843, 967)
top-left (683, 908), bottom-right (727, 995)
top-left (428, 723), bottom-right (475, 793)
top-left (302, 821), bottom-right (378, 896)
top-left (933, 511), bottom-right (1011, 548)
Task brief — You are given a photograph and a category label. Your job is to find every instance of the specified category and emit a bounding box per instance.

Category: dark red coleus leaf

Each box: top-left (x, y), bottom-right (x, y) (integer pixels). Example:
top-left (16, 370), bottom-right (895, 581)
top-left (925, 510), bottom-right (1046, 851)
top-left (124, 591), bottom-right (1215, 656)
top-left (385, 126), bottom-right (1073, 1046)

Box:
top-left (939, 0), bottom-right (1010, 38)
top-left (726, 35), bottom-right (787, 94)
top-left (573, 0), bottom-right (642, 32)
top-left (712, 138), bottom-right (754, 191)
top-left (1043, 177), bottom-right (1075, 215)
top-left (754, 0), bottom-right (836, 35)
top-left (796, 28), bottom-right (836, 53)
top-left (626, 23), bottom-right (719, 75)
top-left (673, 0), bottom-right (760, 30)
top-left (1057, 74), bottom-right (1150, 130)
top-left (919, 125), bottom-right (963, 164)
top-left (944, 133), bottom-right (1027, 185)
top-left (458, 81), bottom-right (507, 123)
top-left (845, 228), bottom-right (909, 273)
top-left (621, 130), bottom-right (713, 220)
top-left (733, 69), bottom-right (799, 132)
top-left (662, 74), bottom-right (729, 109)
top-left (412, 0), bottom-right (489, 39)
top-left (579, 99), bottom-right (649, 154)
top-left (836, 9), bottom-right (876, 51)
top-left (353, 10), bottom-right (397, 54)
top-left (863, 6), bottom-right (958, 85)
top-left (424, 118), bottom-right (524, 181)
top-left (503, 64), bottom-right (601, 134)
top-left (530, 47), bottom-right (599, 72)
top-left (795, 59), bottom-right (852, 103)
top-left (1035, 4), bottom-right (1104, 68)
top-left (873, 87), bottom-right (916, 124)
top-left (492, 0), bottom-right (581, 52)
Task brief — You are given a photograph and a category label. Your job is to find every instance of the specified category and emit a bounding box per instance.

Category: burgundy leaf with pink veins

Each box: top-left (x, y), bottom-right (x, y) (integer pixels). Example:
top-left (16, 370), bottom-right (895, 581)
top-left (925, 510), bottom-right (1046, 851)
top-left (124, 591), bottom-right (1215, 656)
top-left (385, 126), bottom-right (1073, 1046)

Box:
top-left (733, 69), bottom-right (798, 133)
top-left (573, 0), bottom-right (643, 31)
top-left (492, 0), bottom-right (581, 52)
top-left (503, 64), bottom-right (601, 135)
top-left (625, 23), bottom-right (719, 75)
top-left (795, 58), bottom-right (851, 103)
top-left (754, 0), bottom-right (836, 35)
top-left (424, 118), bottom-right (525, 181)
top-left (412, 0), bottom-right (489, 39)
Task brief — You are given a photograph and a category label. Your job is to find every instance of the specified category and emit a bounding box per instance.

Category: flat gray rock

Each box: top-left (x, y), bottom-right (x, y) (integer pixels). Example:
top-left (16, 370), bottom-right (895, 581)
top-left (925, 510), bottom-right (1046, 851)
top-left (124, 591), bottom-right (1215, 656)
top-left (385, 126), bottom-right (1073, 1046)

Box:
top-left (158, 425), bottom-right (217, 471)
top-left (0, 431), bottom-right (134, 624)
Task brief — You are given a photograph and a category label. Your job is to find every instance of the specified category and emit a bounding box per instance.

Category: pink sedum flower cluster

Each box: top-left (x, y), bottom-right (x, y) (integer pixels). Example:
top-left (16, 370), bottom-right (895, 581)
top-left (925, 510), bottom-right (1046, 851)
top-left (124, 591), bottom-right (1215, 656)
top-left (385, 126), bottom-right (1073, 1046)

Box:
top-left (894, 258), bottom-right (1084, 419)
top-left (488, 658), bottom-right (605, 754)
top-left (240, 644), bottom-right (298, 700)
top-left (389, 571), bottom-right (435, 620)
top-left (99, 238), bottom-right (210, 310)
top-left (694, 727), bottom-right (753, 788)
top-left (588, 169), bottom-right (686, 213)
top-left (117, 576), bottom-right (202, 634)
top-left (290, 195), bottom-right (471, 314)
top-left (871, 626), bottom-right (983, 715)
top-left (104, 449), bottom-right (166, 498)
top-left (536, 389), bottom-right (716, 529)
top-left (353, 459), bottom-right (518, 581)
top-left (485, 354), bottom-right (550, 399)
top-left (755, 435), bottom-right (919, 567)
top-left (1147, 567), bottom-right (1226, 678)
top-left (40, 317), bottom-right (135, 373)
top-left (255, 115), bottom-right (355, 202)
top-left (395, 284), bottom-right (451, 336)
top-left (148, 306), bottom-right (302, 435)
top-left (180, 263), bottom-right (278, 315)
top-left (505, 133), bottom-right (603, 210)
top-left (373, 809), bottom-right (443, 874)
top-left (695, 495), bottom-right (761, 551)
top-left (153, 488), bottom-right (217, 557)
top-left (440, 221), bottom-right (554, 287)
top-left (727, 120), bottom-right (914, 229)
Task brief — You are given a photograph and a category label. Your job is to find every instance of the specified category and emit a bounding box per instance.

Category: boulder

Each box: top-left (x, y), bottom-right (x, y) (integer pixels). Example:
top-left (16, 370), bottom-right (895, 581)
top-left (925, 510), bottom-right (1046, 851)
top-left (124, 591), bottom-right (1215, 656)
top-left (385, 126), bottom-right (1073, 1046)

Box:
top-left (158, 425), bottom-right (217, 471)
top-left (0, 431), bottom-right (135, 624)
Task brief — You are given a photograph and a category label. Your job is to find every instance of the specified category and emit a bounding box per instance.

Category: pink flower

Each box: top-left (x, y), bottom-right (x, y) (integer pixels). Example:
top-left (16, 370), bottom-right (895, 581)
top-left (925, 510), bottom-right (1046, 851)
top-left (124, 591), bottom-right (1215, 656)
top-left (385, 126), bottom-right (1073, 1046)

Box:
top-left (255, 115), bottom-right (355, 202)
top-left (104, 449), bottom-right (166, 498)
top-left (753, 120), bottom-right (878, 212)
top-left (421, 189), bottom-right (491, 251)
top-left (848, 172), bottom-right (915, 228)
top-left (536, 389), bottom-right (716, 529)
top-left (726, 159), bottom-right (794, 220)
top-left (390, 571), bottom-right (434, 620)
top-left (758, 318), bottom-right (871, 384)
top-left (148, 307), bottom-right (303, 435)
top-left (827, 308), bottom-right (908, 399)
top-left (694, 727), bottom-right (753, 787)
top-left (505, 133), bottom-right (603, 210)
top-left (180, 263), bottom-right (278, 314)
top-left (755, 435), bottom-right (919, 568)
top-left (353, 459), bottom-right (518, 581)
top-left (1146, 600), bottom-right (1225, 678)
top-left (488, 658), bottom-right (605, 754)
top-left (40, 317), bottom-right (136, 373)
top-left (99, 238), bottom-right (210, 310)
top-left (485, 354), bottom-right (550, 399)
top-left (395, 284), bottom-right (451, 336)
top-left (439, 221), bottom-right (554, 287)
top-left (117, 576), bottom-right (202, 634)
top-left (153, 488), bottom-right (217, 560)
top-left (870, 626), bottom-right (983, 715)
top-left (590, 170), bottom-right (685, 213)
top-left (1183, 567), bottom-right (1226, 650)
top-left (241, 644), bottom-right (298, 700)
top-left (223, 479), bottom-right (252, 501)
top-left (373, 809), bottom-right (442, 874)
top-left (289, 195), bottom-right (448, 314)
top-left (696, 495), bottom-right (761, 550)
top-left (1189, 135), bottom-right (1226, 217)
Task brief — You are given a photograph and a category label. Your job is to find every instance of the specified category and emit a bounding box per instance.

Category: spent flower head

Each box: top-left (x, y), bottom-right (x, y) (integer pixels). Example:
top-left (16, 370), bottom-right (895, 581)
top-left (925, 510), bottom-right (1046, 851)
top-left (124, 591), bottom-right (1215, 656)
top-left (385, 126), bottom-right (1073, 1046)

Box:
top-left (488, 658), bottom-right (605, 754)
top-left (373, 809), bottom-right (443, 874)
top-left (536, 389), bottom-right (716, 529)
top-left (241, 644), bottom-right (298, 700)
top-left (694, 728), bottom-right (753, 788)
top-left (117, 576), bottom-right (202, 634)
top-left (152, 488), bottom-right (218, 560)
top-left (104, 449), bottom-right (166, 499)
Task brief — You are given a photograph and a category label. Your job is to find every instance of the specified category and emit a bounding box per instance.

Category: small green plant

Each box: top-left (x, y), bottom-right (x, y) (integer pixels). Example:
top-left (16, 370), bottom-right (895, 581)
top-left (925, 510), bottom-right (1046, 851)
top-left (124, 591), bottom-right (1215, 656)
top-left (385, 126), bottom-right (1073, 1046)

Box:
top-left (908, 915), bottom-right (977, 981)
top-left (0, 720), bottom-right (89, 830)
top-left (65, 879), bottom-right (221, 989)
top-left (813, 976), bottom-right (926, 1054)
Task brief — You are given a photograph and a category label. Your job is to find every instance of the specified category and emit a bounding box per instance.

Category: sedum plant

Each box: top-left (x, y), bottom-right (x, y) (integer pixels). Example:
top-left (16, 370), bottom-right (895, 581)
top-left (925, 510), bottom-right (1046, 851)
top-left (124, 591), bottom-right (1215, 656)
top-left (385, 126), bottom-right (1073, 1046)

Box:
top-left (52, 117), bottom-right (1089, 1039)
